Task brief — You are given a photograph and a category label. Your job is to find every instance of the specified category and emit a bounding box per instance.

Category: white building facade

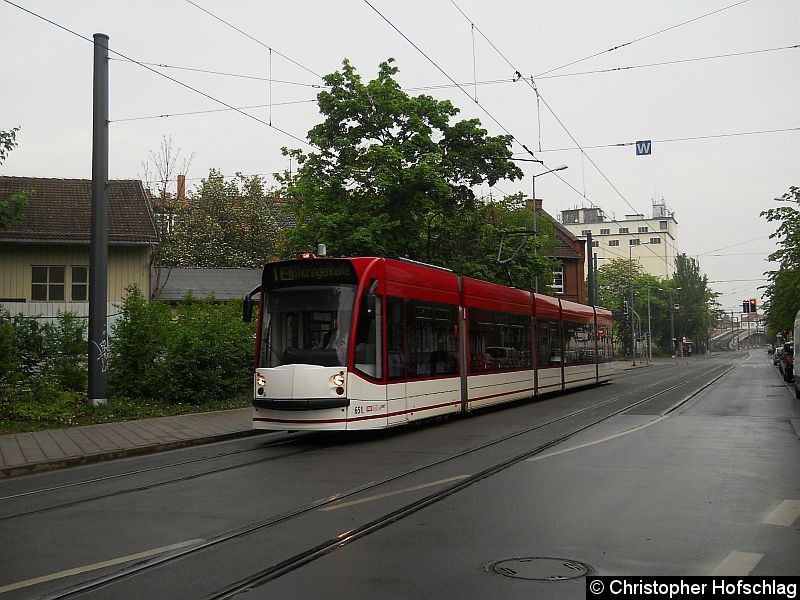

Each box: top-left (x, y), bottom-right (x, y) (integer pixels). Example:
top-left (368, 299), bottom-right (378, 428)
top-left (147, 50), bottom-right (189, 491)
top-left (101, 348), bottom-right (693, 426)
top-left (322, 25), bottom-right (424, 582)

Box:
top-left (560, 200), bottom-right (678, 280)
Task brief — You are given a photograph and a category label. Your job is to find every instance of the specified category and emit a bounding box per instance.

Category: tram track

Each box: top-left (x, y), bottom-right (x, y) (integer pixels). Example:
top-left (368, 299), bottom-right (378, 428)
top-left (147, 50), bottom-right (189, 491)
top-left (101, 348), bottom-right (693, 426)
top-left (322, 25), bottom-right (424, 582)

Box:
top-left (0, 359), bottom-right (716, 524)
top-left (0, 434), bottom-right (326, 522)
top-left (32, 359), bottom-right (737, 600)
top-left (2, 359), bottom-right (718, 524)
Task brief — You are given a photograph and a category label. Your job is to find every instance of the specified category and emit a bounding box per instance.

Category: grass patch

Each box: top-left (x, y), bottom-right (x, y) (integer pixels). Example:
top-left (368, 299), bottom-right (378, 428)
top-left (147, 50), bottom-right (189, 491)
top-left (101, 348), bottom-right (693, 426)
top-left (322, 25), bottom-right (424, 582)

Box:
top-left (0, 386), bottom-right (251, 434)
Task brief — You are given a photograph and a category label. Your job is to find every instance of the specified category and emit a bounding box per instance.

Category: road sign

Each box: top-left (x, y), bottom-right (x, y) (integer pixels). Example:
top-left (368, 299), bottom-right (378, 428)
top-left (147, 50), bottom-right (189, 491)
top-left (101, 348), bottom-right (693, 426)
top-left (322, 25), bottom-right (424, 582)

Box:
top-left (635, 140), bottom-right (652, 156)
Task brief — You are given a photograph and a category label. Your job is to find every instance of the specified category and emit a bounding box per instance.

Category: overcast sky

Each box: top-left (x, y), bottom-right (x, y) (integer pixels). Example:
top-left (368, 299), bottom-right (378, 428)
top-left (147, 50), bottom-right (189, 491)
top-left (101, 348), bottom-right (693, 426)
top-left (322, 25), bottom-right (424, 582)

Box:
top-left (2, 0), bottom-right (798, 313)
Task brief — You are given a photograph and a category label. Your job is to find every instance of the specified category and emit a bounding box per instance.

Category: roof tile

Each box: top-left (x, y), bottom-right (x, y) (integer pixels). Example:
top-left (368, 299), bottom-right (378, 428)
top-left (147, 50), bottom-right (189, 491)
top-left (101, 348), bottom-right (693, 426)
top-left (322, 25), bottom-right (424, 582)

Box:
top-left (0, 177), bottom-right (158, 244)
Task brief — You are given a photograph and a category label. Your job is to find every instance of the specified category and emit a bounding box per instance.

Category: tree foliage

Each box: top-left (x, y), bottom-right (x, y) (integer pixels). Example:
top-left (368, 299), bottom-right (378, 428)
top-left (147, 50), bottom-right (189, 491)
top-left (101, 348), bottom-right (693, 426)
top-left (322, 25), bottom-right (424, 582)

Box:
top-left (672, 253), bottom-right (719, 354)
top-left (597, 254), bottom-right (717, 355)
top-left (760, 186), bottom-right (800, 337)
top-left (156, 169), bottom-right (281, 269)
top-left (277, 59), bottom-right (556, 288)
top-left (0, 127), bottom-right (31, 230)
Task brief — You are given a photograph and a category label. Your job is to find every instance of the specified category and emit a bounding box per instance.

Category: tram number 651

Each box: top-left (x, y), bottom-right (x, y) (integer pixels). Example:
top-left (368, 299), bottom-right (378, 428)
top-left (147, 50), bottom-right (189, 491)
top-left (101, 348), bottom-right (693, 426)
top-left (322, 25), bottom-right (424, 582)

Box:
top-left (354, 406), bottom-right (364, 415)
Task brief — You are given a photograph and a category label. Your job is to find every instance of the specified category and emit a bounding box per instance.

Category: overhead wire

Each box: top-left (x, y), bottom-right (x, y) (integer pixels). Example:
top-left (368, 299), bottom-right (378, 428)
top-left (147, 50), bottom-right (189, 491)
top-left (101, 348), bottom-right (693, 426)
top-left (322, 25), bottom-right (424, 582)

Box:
top-left (108, 58), bottom-right (325, 88)
top-left (185, 0), bottom-right (323, 80)
top-left (112, 41), bottom-right (798, 93)
top-left (533, 0), bottom-right (753, 77)
top-left (2, 0), bottom-right (315, 149)
top-left (537, 126), bottom-right (800, 153)
top-left (363, 0), bottom-right (540, 160)
top-left (449, 0), bottom-right (676, 272)
top-left (538, 43), bottom-right (800, 80)
top-left (109, 99), bottom-right (319, 124)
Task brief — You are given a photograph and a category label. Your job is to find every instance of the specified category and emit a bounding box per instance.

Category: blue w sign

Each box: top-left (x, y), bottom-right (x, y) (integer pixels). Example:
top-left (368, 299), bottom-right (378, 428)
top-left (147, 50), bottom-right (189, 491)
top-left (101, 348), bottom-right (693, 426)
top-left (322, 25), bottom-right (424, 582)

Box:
top-left (635, 140), bottom-right (652, 156)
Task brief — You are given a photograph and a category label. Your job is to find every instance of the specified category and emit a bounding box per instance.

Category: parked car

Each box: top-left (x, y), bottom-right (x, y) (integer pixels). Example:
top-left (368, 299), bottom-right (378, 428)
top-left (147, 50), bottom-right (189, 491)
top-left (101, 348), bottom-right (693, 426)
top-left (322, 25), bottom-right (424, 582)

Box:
top-left (779, 342), bottom-right (794, 382)
top-left (773, 347), bottom-right (783, 366)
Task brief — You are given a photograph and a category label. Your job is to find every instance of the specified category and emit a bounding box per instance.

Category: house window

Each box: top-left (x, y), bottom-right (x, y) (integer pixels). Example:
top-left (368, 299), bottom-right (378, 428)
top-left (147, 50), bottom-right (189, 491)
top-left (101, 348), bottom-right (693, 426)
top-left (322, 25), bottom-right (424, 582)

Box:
top-left (581, 229), bottom-right (591, 236)
top-left (72, 266), bottom-right (89, 301)
top-left (649, 237), bottom-right (662, 245)
top-left (600, 228), bottom-right (610, 235)
top-left (629, 239), bottom-right (640, 246)
top-left (31, 266), bottom-right (65, 301)
top-left (552, 266), bottom-right (564, 294)
top-left (591, 241), bottom-right (599, 247)
top-left (609, 240), bottom-right (620, 247)
top-left (154, 208), bottom-right (178, 234)
top-left (638, 226), bottom-right (649, 233)
top-left (659, 220), bottom-right (668, 230)
top-left (619, 227), bottom-right (629, 234)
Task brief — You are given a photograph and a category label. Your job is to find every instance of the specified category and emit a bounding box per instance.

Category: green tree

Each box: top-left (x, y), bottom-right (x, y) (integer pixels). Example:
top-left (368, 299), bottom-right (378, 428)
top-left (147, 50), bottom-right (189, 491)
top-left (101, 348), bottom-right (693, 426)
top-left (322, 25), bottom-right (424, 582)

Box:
top-left (278, 59), bottom-right (549, 285)
top-left (596, 258), bottom-right (672, 356)
top-left (760, 186), bottom-right (800, 338)
top-left (0, 127), bottom-right (31, 229)
top-left (159, 170), bottom-right (280, 269)
top-left (672, 253), bottom-right (719, 354)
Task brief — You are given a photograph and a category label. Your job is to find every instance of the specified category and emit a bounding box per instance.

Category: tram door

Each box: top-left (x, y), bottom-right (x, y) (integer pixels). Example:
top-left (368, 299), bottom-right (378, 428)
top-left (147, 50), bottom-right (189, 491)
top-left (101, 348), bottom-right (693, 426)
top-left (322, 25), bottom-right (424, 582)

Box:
top-left (386, 297), bottom-right (408, 425)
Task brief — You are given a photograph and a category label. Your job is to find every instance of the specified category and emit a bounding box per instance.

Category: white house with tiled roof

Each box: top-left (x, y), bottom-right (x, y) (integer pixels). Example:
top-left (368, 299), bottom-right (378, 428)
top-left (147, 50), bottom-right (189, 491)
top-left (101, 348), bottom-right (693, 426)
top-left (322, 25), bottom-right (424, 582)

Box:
top-left (0, 177), bottom-right (158, 317)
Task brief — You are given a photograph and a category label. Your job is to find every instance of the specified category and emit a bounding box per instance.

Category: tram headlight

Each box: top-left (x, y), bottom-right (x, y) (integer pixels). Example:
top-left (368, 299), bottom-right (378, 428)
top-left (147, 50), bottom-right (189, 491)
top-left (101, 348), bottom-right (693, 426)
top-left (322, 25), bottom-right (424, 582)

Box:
top-left (329, 371), bottom-right (345, 387)
top-left (255, 373), bottom-right (267, 398)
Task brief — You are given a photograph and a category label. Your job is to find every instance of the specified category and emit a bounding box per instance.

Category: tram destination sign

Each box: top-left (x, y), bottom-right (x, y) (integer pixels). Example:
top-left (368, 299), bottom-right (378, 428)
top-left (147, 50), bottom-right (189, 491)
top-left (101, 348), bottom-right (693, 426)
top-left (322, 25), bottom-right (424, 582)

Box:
top-left (265, 260), bottom-right (357, 287)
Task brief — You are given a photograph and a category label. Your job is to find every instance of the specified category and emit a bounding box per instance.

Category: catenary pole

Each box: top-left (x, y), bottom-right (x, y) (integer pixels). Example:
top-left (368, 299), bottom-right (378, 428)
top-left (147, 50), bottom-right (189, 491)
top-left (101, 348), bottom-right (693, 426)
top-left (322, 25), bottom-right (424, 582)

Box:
top-left (586, 231), bottom-right (594, 305)
top-left (89, 33), bottom-right (109, 407)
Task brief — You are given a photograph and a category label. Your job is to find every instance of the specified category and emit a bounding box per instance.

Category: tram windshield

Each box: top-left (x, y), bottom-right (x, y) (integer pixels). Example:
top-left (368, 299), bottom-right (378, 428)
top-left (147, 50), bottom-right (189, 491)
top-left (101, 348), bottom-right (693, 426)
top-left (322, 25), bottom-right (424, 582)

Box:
top-left (259, 285), bottom-right (357, 368)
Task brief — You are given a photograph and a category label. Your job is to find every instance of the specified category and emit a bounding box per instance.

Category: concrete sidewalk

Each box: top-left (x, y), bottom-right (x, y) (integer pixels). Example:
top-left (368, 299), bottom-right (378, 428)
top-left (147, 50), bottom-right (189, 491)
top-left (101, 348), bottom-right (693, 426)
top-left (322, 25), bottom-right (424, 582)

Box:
top-left (0, 408), bottom-right (259, 479)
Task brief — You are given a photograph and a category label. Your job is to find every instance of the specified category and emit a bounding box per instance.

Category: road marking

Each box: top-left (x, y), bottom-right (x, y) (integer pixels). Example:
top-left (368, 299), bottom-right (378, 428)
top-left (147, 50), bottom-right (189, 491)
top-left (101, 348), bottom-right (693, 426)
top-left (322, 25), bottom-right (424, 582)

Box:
top-left (0, 539), bottom-right (202, 594)
top-left (320, 475), bottom-right (470, 511)
top-left (527, 415), bottom-right (667, 462)
top-left (763, 499), bottom-right (800, 526)
top-left (710, 551), bottom-right (763, 576)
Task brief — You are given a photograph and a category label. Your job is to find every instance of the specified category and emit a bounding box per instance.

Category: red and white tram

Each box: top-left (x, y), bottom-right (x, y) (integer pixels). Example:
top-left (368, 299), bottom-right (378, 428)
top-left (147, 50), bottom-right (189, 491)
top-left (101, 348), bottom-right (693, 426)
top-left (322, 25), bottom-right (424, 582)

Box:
top-left (243, 255), bottom-right (613, 431)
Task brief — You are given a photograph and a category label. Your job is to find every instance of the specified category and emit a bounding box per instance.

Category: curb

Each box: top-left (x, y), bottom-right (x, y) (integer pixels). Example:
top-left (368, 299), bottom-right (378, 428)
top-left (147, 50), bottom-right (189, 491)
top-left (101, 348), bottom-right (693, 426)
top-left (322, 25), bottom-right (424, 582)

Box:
top-left (0, 428), bottom-right (265, 480)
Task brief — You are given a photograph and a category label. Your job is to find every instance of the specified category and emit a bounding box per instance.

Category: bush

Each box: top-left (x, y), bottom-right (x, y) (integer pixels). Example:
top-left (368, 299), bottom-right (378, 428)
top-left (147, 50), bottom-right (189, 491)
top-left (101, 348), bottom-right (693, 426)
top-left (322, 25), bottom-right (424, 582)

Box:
top-left (0, 307), bottom-right (19, 382)
top-left (110, 287), bottom-right (255, 404)
top-left (109, 284), bottom-right (171, 400)
top-left (0, 309), bottom-right (87, 391)
top-left (52, 312), bottom-right (87, 392)
top-left (161, 296), bottom-right (254, 404)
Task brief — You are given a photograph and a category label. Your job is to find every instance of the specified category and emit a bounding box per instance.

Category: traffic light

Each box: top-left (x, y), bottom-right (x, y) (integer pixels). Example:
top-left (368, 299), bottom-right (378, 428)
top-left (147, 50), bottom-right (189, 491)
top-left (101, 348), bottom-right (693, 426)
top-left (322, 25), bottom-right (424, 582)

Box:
top-left (742, 300), bottom-right (750, 313)
top-left (622, 300), bottom-right (628, 315)
top-left (749, 298), bottom-right (757, 313)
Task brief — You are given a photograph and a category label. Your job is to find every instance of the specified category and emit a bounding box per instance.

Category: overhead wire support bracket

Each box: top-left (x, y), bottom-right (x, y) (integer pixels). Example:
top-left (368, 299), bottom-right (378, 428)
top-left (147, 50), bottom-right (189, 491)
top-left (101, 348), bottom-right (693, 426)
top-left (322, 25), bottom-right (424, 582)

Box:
top-left (497, 229), bottom-right (536, 288)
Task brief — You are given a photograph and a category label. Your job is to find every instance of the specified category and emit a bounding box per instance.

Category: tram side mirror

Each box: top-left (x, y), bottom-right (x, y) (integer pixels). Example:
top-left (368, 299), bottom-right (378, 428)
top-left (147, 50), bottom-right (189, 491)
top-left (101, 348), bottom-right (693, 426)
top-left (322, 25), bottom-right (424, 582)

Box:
top-left (243, 297), bottom-right (253, 323)
top-left (366, 279), bottom-right (378, 314)
top-left (243, 285), bottom-right (261, 323)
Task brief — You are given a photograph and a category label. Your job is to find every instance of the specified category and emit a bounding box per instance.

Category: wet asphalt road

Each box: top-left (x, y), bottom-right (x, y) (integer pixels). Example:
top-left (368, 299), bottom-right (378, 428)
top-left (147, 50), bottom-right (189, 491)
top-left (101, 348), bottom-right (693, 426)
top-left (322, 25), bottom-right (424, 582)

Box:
top-left (1, 352), bottom-right (797, 599)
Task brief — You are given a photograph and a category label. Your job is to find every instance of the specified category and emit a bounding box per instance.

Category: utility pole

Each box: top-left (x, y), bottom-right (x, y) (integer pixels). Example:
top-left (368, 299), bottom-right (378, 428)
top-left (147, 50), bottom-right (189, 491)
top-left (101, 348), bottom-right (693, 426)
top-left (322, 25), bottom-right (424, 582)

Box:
top-left (89, 33), bottom-right (109, 407)
top-left (586, 231), bottom-right (595, 305)
top-left (668, 291), bottom-right (676, 357)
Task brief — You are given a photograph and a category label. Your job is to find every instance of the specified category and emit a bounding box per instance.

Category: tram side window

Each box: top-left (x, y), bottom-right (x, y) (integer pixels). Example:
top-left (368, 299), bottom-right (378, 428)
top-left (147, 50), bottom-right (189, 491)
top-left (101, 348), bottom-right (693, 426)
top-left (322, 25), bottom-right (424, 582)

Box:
top-left (537, 318), bottom-right (561, 367)
top-left (469, 309), bottom-right (531, 373)
top-left (407, 301), bottom-right (458, 377)
top-left (354, 291), bottom-right (383, 379)
top-left (595, 325), bottom-right (611, 362)
top-left (564, 320), bottom-right (594, 365)
top-left (387, 297), bottom-right (405, 380)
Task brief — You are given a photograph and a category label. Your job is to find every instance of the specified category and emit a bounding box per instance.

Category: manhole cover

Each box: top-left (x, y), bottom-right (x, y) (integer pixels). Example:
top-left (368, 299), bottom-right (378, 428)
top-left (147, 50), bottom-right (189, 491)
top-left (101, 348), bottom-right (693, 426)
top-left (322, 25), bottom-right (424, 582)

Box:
top-left (486, 557), bottom-right (593, 581)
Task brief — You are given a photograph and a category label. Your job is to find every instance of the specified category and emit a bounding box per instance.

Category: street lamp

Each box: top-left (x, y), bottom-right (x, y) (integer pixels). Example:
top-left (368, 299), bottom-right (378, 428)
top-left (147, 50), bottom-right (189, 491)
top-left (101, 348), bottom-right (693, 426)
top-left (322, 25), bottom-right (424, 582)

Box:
top-left (532, 165), bottom-right (568, 293)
